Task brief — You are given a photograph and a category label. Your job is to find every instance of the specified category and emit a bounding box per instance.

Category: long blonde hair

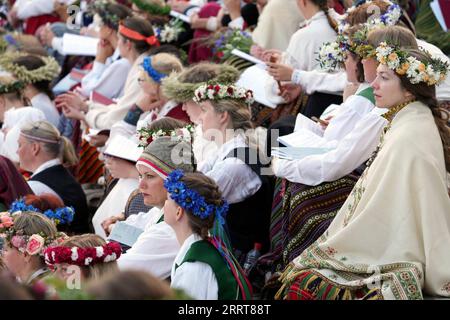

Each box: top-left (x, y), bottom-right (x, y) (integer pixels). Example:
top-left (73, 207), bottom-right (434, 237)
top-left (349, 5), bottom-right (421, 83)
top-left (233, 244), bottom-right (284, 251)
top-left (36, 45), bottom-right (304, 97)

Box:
top-left (20, 120), bottom-right (78, 167)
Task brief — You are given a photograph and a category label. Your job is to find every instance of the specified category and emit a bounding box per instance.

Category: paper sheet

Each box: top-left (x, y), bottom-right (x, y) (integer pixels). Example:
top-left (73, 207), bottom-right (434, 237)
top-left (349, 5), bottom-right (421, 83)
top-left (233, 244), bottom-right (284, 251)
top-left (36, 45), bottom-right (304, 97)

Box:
top-left (62, 34), bottom-right (99, 56)
top-left (103, 135), bottom-right (142, 162)
top-left (108, 222), bottom-right (144, 247)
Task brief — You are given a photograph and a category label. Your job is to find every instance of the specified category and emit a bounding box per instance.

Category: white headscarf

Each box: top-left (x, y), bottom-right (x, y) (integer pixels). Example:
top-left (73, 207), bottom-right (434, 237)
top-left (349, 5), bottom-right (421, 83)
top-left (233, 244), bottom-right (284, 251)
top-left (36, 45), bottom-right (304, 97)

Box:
top-left (0, 107), bottom-right (46, 163)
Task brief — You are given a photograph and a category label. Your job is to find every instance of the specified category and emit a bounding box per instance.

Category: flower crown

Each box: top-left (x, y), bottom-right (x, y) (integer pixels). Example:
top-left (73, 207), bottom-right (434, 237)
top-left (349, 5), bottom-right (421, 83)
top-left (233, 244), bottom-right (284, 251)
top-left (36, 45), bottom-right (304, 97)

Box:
top-left (91, 1), bottom-right (123, 29)
top-left (316, 41), bottom-right (345, 71)
top-left (136, 124), bottom-right (195, 148)
top-left (375, 42), bottom-right (449, 85)
top-left (317, 1), bottom-right (402, 70)
top-left (0, 77), bottom-right (24, 94)
top-left (164, 170), bottom-right (229, 223)
top-left (142, 56), bottom-right (167, 83)
top-left (0, 212), bottom-right (67, 256)
top-left (9, 199), bottom-right (74, 226)
top-left (193, 83), bottom-right (254, 105)
top-left (0, 52), bottom-right (61, 84)
top-left (44, 241), bottom-right (122, 267)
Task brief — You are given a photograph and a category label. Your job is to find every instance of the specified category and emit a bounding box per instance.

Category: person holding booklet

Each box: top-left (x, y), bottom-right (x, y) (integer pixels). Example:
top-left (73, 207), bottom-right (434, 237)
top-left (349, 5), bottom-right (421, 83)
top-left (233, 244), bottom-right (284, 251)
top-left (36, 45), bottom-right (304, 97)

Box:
top-left (161, 62), bottom-right (241, 164)
top-left (261, 25), bottom-right (411, 286)
top-left (189, 80), bottom-right (273, 261)
top-left (276, 44), bottom-right (450, 300)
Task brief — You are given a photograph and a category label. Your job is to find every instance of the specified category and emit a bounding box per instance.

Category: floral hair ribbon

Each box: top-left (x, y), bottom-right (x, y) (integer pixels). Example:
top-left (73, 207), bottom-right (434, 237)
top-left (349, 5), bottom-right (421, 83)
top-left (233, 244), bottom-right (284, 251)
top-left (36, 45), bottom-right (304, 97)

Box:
top-left (375, 42), bottom-right (449, 85)
top-left (193, 83), bottom-right (254, 105)
top-left (44, 242), bottom-right (122, 267)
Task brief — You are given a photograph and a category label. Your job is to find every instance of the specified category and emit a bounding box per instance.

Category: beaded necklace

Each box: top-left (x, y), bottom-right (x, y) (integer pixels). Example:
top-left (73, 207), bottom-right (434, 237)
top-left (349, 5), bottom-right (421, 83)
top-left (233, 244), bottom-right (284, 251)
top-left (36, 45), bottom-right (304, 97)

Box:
top-left (365, 99), bottom-right (415, 168)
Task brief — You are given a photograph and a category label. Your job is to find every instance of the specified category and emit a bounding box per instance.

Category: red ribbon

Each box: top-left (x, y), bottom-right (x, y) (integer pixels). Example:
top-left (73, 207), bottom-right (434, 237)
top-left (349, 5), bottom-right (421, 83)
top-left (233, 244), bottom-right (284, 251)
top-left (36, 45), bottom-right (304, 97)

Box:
top-left (119, 24), bottom-right (160, 47)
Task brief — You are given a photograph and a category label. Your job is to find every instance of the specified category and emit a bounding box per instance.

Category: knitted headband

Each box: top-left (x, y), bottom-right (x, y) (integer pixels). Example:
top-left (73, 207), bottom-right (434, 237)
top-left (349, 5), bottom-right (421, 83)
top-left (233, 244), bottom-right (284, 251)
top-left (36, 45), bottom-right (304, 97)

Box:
top-left (136, 136), bottom-right (195, 179)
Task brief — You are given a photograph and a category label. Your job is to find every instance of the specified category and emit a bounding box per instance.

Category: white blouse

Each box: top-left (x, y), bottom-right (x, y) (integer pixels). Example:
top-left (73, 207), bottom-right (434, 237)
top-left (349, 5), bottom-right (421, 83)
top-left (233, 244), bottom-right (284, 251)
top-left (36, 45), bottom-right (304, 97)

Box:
top-left (30, 93), bottom-right (60, 128)
top-left (198, 134), bottom-right (262, 204)
top-left (291, 69), bottom-right (347, 95)
top-left (79, 49), bottom-right (131, 99)
top-left (273, 107), bottom-right (388, 185)
top-left (283, 11), bottom-right (337, 72)
top-left (85, 54), bottom-right (145, 130)
top-left (170, 233), bottom-right (219, 300)
top-left (117, 207), bottom-right (180, 280)
top-left (14, 0), bottom-right (74, 20)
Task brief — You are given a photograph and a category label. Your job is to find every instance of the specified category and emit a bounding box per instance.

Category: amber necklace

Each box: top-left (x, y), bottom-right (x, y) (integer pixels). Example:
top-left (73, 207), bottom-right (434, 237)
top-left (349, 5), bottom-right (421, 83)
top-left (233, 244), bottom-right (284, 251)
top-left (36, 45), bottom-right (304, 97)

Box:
top-left (366, 99), bottom-right (416, 168)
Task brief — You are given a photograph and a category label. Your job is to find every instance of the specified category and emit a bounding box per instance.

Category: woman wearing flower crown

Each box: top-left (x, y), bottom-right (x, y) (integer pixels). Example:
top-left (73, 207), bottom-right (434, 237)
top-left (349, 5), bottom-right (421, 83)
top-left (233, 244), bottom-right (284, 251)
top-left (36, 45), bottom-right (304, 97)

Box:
top-left (44, 234), bottom-right (120, 283)
top-left (164, 170), bottom-right (252, 300)
top-left (1, 211), bottom-right (59, 285)
top-left (193, 82), bottom-right (273, 261)
top-left (265, 25), bottom-right (385, 282)
top-left (275, 46), bottom-right (450, 300)
top-left (0, 54), bottom-right (61, 128)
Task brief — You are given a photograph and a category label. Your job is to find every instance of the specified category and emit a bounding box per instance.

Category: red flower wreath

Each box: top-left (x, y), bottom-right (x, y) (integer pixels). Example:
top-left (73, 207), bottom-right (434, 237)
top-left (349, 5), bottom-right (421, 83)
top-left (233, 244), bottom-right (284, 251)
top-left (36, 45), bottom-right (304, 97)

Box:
top-left (44, 242), bottom-right (122, 267)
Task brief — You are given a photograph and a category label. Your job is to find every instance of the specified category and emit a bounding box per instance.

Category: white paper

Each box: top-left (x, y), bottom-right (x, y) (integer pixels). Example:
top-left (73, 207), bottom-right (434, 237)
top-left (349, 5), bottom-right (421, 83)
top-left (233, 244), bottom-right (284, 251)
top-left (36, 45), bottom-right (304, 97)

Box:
top-left (103, 135), bottom-right (142, 162)
top-left (430, 0), bottom-right (448, 32)
top-left (108, 221), bottom-right (144, 247)
top-left (271, 147), bottom-right (334, 160)
top-left (277, 129), bottom-right (329, 148)
top-left (231, 49), bottom-right (266, 66)
top-left (237, 64), bottom-right (284, 109)
top-left (293, 113), bottom-right (324, 135)
top-left (62, 34), bottom-right (99, 56)
top-left (170, 10), bottom-right (191, 24)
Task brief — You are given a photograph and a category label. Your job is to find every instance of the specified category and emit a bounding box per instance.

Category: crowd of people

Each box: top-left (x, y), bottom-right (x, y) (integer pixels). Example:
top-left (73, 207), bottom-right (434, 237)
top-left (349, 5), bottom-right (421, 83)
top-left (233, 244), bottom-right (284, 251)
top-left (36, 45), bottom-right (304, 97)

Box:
top-left (0, 0), bottom-right (448, 300)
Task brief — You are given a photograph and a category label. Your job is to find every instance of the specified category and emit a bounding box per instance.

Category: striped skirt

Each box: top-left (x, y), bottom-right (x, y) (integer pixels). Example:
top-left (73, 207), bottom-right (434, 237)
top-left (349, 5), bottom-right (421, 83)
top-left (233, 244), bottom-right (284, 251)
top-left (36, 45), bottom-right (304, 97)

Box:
top-left (258, 174), bottom-right (359, 274)
top-left (279, 269), bottom-right (382, 300)
top-left (279, 175), bottom-right (358, 267)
